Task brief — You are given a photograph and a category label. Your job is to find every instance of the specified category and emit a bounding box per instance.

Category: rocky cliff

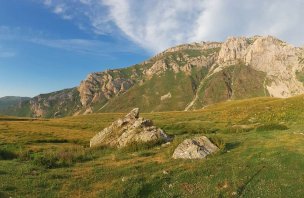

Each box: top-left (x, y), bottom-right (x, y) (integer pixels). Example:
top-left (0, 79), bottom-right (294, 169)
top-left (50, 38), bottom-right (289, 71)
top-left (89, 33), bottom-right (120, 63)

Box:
top-left (3, 35), bottom-right (304, 117)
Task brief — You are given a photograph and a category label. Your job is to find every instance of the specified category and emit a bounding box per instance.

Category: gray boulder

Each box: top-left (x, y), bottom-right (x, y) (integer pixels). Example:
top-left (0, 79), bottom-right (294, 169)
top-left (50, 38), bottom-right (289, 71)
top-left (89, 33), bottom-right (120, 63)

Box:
top-left (90, 108), bottom-right (170, 148)
top-left (172, 136), bottom-right (219, 159)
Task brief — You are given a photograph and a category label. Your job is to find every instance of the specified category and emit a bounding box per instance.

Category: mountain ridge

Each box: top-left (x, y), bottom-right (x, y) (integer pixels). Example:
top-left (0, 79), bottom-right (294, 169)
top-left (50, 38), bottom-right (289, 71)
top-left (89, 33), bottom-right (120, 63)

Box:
top-left (2, 35), bottom-right (304, 118)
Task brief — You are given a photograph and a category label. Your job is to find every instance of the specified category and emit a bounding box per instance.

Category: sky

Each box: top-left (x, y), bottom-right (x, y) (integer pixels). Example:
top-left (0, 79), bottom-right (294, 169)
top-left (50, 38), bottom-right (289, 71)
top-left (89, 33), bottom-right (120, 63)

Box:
top-left (1, 0), bottom-right (304, 97)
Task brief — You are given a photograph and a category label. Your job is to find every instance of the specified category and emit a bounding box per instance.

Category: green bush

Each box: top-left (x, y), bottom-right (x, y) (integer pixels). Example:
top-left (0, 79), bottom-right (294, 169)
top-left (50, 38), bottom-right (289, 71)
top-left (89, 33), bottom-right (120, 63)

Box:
top-left (33, 146), bottom-right (95, 169)
top-left (0, 149), bottom-right (17, 160)
top-left (256, 123), bottom-right (288, 132)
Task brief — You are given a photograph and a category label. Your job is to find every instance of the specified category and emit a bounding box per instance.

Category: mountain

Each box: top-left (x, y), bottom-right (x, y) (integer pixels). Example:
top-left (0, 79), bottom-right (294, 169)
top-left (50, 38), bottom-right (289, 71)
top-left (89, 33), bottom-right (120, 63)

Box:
top-left (0, 96), bottom-right (31, 116)
top-left (2, 35), bottom-right (304, 118)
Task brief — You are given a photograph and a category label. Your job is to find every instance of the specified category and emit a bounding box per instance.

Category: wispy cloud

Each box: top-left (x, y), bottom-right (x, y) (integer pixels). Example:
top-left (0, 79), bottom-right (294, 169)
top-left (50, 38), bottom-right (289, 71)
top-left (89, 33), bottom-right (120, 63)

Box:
top-left (29, 38), bottom-right (140, 56)
top-left (0, 51), bottom-right (15, 58)
top-left (0, 45), bottom-right (15, 58)
top-left (0, 26), bottom-right (141, 56)
top-left (40, 0), bottom-right (304, 53)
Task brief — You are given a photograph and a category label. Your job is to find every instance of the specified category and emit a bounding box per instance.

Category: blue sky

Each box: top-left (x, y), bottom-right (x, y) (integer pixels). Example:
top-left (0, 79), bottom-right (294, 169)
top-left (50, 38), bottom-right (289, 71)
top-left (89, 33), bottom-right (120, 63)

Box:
top-left (0, 0), bottom-right (149, 97)
top-left (1, 0), bottom-right (304, 97)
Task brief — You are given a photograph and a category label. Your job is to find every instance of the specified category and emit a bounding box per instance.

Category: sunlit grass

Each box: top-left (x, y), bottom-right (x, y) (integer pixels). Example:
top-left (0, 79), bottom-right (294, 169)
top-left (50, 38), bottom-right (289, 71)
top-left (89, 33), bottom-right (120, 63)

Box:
top-left (1, 95), bottom-right (304, 197)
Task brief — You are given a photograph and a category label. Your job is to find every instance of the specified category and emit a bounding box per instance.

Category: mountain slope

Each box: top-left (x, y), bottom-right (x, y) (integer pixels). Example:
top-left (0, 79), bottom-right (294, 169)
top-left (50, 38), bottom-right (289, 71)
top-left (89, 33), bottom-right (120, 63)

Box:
top-left (2, 35), bottom-right (304, 118)
top-left (0, 96), bottom-right (31, 116)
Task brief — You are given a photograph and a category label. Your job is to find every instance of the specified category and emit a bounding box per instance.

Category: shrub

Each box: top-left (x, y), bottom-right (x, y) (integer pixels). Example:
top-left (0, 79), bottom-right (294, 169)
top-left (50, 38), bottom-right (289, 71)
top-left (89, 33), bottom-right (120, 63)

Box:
top-left (256, 123), bottom-right (288, 132)
top-left (33, 146), bottom-right (95, 169)
top-left (0, 149), bottom-right (17, 160)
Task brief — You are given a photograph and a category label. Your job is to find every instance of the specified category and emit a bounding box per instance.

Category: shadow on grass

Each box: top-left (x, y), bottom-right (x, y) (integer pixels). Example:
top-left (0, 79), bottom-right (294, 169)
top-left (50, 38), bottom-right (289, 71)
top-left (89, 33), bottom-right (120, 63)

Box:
top-left (224, 142), bottom-right (241, 151)
top-left (0, 170), bottom-right (7, 175)
top-left (30, 146), bottom-right (97, 169)
top-left (256, 123), bottom-right (288, 132)
top-left (29, 139), bottom-right (69, 144)
top-left (237, 166), bottom-right (266, 196)
top-left (0, 191), bottom-right (9, 198)
top-left (0, 149), bottom-right (18, 160)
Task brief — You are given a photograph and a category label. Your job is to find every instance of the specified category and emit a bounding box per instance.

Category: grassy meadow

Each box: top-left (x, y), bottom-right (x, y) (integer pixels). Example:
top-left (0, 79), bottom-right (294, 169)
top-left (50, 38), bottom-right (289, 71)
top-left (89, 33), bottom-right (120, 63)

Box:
top-left (1, 96), bottom-right (304, 197)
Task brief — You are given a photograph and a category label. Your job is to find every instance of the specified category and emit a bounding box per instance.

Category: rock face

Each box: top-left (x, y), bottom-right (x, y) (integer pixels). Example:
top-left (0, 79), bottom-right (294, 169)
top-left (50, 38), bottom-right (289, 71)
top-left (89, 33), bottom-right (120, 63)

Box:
top-left (78, 71), bottom-right (135, 108)
top-left (28, 88), bottom-right (82, 118)
top-left (4, 35), bottom-right (304, 118)
top-left (172, 136), bottom-right (219, 159)
top-left (213, 36), bottom-right (304, 98)
top-left (90, 108), bottom-right (170, 148)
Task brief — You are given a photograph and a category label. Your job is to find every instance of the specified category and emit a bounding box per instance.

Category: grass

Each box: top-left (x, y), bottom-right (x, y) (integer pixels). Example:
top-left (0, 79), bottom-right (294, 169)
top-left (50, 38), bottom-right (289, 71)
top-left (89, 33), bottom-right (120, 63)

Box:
top-left (32, 146), bottom-right (95, 169)
top-left (256, 123), bottom-right (288, 132)
top-left (1, 95), bottom-right (304, 197)
top-left (194, 64), bottom-right (268, 109)
top-left (296, 70), bottom-right (304, 83)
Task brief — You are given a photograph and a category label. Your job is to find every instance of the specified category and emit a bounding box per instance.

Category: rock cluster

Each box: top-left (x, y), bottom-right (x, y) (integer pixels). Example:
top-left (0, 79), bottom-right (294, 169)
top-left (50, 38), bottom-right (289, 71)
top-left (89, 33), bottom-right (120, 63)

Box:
top-left (90, 108), bottom-right (170, 148)
top-left (172, 136), bottom-right (219, 159)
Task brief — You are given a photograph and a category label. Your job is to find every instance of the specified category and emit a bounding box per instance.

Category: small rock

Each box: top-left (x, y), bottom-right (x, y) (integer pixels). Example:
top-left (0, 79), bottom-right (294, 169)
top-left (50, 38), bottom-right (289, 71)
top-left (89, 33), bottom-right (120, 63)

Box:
top-left (163, 170), bottom-right (169, 175)
top-left (161, 142), bottom-right (171, 147)
top-left (125, 108), bottom-right (139, 119)
top-left (172, 136), bottom-right (219, 159)
top-left (160, 92), bottom-right (172, 101)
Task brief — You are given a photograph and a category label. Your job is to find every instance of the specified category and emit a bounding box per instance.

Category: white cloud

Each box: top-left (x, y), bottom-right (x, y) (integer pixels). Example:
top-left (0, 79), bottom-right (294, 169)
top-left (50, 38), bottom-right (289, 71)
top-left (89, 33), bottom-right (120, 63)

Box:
top-left (0, 51), bottom-right (15, 58)
top-left (0, 46), bottom-right (15, 58)
top-left (29, 38), bottom-right (139, 55)
top-left (53, 5), bottom-right (65, 14)
top-left (43, 0), bottom-right (52, 6)
top-left (0, 26), bottom-right (141, 56)
top-left (41, 0), bottom-right (304, 53)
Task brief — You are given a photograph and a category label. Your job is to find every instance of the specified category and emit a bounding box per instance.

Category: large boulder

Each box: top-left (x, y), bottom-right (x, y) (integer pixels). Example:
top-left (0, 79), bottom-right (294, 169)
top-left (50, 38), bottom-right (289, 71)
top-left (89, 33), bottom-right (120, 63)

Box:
top-left (90, 108), bottom-right (170, 148)
top-left (172, 136), bottom-right (219, 159)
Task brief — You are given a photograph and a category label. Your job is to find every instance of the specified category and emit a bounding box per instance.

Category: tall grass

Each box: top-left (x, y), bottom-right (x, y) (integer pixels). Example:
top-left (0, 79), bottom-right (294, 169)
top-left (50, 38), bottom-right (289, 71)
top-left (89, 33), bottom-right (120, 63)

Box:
top-left (32, 146), bottom-right (95, 169)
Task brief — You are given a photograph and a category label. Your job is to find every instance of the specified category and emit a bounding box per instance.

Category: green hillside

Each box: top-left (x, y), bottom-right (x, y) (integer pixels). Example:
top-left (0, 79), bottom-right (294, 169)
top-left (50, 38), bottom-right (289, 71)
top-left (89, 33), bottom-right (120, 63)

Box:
top-left (192, 64), bottom-right (269, 109)
top-left (0, 96), bottom-right (31, 116)
top-left (100, 68), bottom-right (208, 113)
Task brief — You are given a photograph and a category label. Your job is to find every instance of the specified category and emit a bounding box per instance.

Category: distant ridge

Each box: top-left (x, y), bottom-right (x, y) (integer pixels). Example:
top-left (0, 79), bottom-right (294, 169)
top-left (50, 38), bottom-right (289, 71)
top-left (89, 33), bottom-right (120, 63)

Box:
top-left (0, 96), bottom-right (30, 116)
